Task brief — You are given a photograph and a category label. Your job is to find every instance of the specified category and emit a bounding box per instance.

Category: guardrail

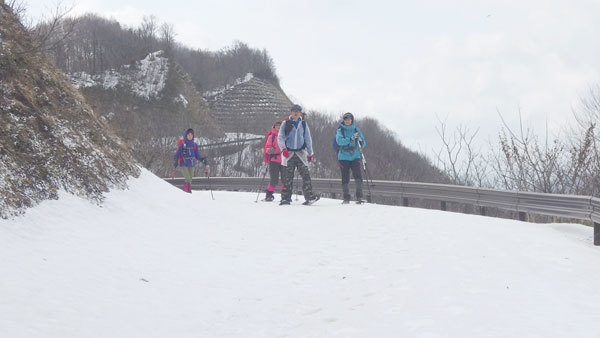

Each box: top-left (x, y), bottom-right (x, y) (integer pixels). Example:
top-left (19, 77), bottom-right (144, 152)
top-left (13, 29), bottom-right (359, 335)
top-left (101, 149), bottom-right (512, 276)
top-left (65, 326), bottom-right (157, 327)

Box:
top-left (163, 176), bottom-right (600, 246)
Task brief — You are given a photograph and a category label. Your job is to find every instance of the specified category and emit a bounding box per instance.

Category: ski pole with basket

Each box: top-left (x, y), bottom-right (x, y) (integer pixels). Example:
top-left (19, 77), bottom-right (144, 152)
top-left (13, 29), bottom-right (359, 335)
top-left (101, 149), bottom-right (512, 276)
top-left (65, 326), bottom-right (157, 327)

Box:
top-left (357, 139), bottom-right (373, 202)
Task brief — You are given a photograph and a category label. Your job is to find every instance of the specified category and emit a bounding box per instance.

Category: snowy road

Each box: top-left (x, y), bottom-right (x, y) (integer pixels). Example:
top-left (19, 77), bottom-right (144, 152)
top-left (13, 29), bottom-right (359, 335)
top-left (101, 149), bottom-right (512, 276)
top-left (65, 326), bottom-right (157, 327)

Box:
top-left (1, 169), bottom-right (599, 338)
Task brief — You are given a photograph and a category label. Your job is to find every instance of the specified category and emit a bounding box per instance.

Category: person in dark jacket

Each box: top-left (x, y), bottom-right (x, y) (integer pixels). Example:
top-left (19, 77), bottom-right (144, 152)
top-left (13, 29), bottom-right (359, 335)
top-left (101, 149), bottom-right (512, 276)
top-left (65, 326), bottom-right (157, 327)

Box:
top-left (336, 112), bottom-right (366, 203)
top-left (174, 128), bottom-right (207, 193)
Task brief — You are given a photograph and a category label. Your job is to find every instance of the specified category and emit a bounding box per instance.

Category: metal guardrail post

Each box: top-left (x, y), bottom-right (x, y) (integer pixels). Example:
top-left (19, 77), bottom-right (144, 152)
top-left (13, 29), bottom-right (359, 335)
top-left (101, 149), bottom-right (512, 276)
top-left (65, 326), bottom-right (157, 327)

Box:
top-left (518, 212), bottom-right (527, 222)
top-left (595, 223), bottom-right (600, 246)
top-left (440, 201), bottom-right (447, 211)
top-left (480, 206), bottom-right (487, 216)
top-left (402, 197), bottom-right (409, 207)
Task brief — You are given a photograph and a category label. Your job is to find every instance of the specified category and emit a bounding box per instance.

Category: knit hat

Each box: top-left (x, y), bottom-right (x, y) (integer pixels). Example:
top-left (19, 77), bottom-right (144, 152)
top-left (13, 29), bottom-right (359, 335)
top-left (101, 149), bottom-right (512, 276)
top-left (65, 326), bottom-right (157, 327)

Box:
top-left (343, 112), bottom-right (354, 121)
top-left (290, 104), bottom-right (302, 112)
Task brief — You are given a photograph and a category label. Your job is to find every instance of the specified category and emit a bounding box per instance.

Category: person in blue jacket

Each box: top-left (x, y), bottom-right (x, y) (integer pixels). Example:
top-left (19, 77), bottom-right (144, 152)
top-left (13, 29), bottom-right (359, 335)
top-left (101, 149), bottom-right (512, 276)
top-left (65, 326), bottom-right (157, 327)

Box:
top-left (174, 128), bottom-right (207, 193)
top-left (277, 104), bottom-right (320, 205)
top-left (336, 112), bottom-right (366, 203)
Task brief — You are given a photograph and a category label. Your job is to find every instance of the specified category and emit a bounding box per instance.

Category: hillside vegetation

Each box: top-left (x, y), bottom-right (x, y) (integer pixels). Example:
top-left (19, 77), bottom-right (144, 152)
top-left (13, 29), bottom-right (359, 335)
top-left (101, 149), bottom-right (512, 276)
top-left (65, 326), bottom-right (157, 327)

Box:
top-left (29, 10), bottom-right (447, 185)
top-left (0, 3), bottom-right (139, 218)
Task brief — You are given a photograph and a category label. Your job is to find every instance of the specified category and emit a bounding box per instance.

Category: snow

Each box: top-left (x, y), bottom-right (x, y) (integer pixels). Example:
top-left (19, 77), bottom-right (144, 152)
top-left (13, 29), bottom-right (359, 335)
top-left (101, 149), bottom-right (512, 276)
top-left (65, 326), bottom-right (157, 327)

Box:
top-left (174, 94), bottom-right (188, 107)
top-left (203, 72), bottom-right (254, 97)
top-left (131, 51), bottom-right (169, 99)
top-left (223, 132), bottom-right (262, 141)
top-left (1, 169), bottom-right (600, 338)
top-left (69, 71), bottom-right (98, 89)
top-left (101, 71), bottom-right (120, 89)
top-left (67, 51), bottom-right (168, 100)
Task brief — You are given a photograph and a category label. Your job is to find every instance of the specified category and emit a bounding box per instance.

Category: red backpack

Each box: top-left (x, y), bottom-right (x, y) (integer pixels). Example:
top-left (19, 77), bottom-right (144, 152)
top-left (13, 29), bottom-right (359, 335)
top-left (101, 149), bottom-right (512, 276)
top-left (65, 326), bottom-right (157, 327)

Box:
top-left (176, 138), bottom-right (197, 164)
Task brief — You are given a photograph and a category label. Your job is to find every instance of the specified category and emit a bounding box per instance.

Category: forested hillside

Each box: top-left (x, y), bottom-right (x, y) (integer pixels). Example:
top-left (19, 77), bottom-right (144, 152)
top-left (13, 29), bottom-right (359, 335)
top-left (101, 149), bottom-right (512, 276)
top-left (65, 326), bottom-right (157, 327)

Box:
top-left (39, 14), bottom-right (279, 92)
top-left (27, 9), bottom-right (448, 185)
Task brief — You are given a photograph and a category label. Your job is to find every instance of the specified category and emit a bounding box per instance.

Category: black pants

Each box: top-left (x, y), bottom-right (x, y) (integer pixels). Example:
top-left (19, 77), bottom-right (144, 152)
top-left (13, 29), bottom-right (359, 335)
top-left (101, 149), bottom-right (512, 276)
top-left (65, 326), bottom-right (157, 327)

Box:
top-left (339, 159), bottom-right (363, 199)
top-left (269, 161), bottom-right (284, 189)
top-left (282, 154), bottom-right (313, 201)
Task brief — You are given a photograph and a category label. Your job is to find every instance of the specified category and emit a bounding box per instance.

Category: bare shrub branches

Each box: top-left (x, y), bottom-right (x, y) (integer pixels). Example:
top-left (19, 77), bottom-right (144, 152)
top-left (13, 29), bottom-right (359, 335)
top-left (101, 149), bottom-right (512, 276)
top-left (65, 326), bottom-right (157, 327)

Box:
top-left (434, 115), bottom-right (488, 186)
top-left (436, 94), bottom-right (600, 196)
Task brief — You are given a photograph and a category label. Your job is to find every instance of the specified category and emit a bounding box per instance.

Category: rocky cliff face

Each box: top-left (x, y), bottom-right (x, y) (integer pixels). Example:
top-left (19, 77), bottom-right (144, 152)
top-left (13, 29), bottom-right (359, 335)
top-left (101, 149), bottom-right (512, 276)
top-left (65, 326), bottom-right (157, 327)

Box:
top-left (0, 3), bottom-right (140, 219)
top-left (68, 50), bottom-right (222, 141)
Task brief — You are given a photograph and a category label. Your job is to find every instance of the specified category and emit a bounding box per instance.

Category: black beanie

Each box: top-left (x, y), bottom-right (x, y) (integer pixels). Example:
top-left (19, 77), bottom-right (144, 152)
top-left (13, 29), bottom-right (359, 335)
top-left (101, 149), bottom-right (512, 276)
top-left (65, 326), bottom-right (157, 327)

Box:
top-left (343, 112), bottom-right (354, 121)
top-left (291, 104), bottom-right (302, 112)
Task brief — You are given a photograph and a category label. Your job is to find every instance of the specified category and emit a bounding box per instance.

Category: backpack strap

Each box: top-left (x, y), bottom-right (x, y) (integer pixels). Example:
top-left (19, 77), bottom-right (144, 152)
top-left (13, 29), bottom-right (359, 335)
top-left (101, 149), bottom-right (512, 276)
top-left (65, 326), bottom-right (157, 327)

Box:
top-left (338, 127), bottom-right (359, 152)
top-left (284, 120), bottom-right (293, 136)
top-left (284, 120), bottom-right (307, 151)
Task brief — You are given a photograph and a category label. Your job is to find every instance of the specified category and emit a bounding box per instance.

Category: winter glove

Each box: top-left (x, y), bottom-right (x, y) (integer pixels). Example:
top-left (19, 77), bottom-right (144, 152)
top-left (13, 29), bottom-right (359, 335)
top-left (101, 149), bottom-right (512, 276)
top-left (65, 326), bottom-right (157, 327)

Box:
top-left (307, 154), bottom-right (313, 162)
top-left (267, 147), bottom-right (275, 155)
top-left (174, 160), bottom-right (178, 168)
top-left (350, 132), bottom-right (359, 141)
top-left (201, 158), bottom-right (208, 165)
top-left (282, 148), bottom-right (289, 157)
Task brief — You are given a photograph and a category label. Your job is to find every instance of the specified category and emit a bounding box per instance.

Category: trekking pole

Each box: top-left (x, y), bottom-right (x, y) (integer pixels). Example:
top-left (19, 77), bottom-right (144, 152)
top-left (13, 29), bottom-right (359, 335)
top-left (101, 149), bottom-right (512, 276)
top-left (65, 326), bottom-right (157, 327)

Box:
top-left (254, 166), bottom-right (269, 203)
top-left (171, 167), bottom-right (177, 180)
top-left (205, 164), bottom-right (214, 200)
top-left (294, 170), bottom-right (300, 201)
top-left (357, 140), bottom-right (373, 202)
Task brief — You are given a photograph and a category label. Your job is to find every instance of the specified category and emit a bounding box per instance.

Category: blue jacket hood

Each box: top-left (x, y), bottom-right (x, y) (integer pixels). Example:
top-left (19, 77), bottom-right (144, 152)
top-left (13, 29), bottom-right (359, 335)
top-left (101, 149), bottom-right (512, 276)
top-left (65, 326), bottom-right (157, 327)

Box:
top-left (183, 128), bottom-right (194, 141)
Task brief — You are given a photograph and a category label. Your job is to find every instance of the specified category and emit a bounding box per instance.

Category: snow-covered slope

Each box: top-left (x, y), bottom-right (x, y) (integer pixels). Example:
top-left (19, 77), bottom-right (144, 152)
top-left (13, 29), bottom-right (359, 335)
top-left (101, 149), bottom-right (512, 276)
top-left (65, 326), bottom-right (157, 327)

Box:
top-left (1, 170), bottom-right (599, 338)
top-left (68, 51), bottom-right (169, 100)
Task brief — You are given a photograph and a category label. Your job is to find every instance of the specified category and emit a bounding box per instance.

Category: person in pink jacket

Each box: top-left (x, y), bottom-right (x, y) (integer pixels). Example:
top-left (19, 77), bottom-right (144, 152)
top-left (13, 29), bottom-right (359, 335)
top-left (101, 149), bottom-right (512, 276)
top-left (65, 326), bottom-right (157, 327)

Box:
top-left (263, 120), bottom-right (284, 201)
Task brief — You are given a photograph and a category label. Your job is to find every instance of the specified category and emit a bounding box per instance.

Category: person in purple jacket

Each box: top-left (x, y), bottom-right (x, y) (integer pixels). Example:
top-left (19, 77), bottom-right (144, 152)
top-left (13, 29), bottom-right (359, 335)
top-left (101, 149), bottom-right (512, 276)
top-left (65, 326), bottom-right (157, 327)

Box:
top-left (174, 128), bottom-right (207, 193)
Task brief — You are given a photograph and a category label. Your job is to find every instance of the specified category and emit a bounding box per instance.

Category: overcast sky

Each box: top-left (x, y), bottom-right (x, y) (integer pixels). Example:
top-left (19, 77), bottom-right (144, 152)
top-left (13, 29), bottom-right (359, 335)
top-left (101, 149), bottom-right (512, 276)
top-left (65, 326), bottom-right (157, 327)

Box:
top-left (23, 0), bottom-right (600, 157)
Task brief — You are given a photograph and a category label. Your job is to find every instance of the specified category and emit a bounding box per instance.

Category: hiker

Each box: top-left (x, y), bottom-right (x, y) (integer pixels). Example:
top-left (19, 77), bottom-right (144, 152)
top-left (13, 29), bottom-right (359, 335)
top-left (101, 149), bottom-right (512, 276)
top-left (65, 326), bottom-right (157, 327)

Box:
top-left (262, 120), bottom-right (284, 201)
top-left (174, 128), bottom-right (208, 193)
top-left (336, 112), bottom-right (366, 203)
top-left (277, 104), bottom-right (320, 205)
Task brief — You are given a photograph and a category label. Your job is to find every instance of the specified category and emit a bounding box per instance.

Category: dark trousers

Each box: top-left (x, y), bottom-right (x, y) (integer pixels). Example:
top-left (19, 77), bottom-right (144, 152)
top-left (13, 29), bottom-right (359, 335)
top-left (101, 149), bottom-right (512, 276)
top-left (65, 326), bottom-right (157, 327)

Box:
top-left (339, 159), bottom-right (363, 199)
top-left (269, 162), bottom-right (284, 188)
top-left (282, 154), bottom-right (313, 201)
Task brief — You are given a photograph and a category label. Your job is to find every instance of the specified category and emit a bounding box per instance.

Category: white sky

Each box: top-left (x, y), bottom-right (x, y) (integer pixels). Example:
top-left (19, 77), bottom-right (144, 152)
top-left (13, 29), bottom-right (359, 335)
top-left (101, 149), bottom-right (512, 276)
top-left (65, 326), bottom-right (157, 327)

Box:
top-left (22, 0), bottom-right (600, 156)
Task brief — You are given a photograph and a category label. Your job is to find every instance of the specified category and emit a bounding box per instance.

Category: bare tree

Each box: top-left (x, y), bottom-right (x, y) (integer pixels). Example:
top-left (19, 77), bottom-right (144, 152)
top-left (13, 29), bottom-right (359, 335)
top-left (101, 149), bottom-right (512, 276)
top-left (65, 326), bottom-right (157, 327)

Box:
top-left (488, 109), bottom-right (574, 193)
top-left (19, 1), bottom-right (77, 56)
top-left (137, 15), bottom-right (158, 55)
top-left (434, 116), bottom-right (489, 186)
top-left (570, 85), bottom-right (600, 195)
top-left (6, 0), bottom-right (27, 22)
top-left (159, 23), bottom-right (176, 56)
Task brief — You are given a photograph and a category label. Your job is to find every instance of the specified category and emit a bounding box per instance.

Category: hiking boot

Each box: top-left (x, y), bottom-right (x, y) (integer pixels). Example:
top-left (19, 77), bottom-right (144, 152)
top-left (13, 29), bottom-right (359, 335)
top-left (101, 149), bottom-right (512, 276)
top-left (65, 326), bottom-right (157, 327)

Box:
top-left (302, 194), bottom-right (320, 205)
top-left (279, 199), bottom-right (291, 205)
top-left (265, 190), bottom-right (274, 202)
top-left (342, 199), bottom-right (350, 204)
